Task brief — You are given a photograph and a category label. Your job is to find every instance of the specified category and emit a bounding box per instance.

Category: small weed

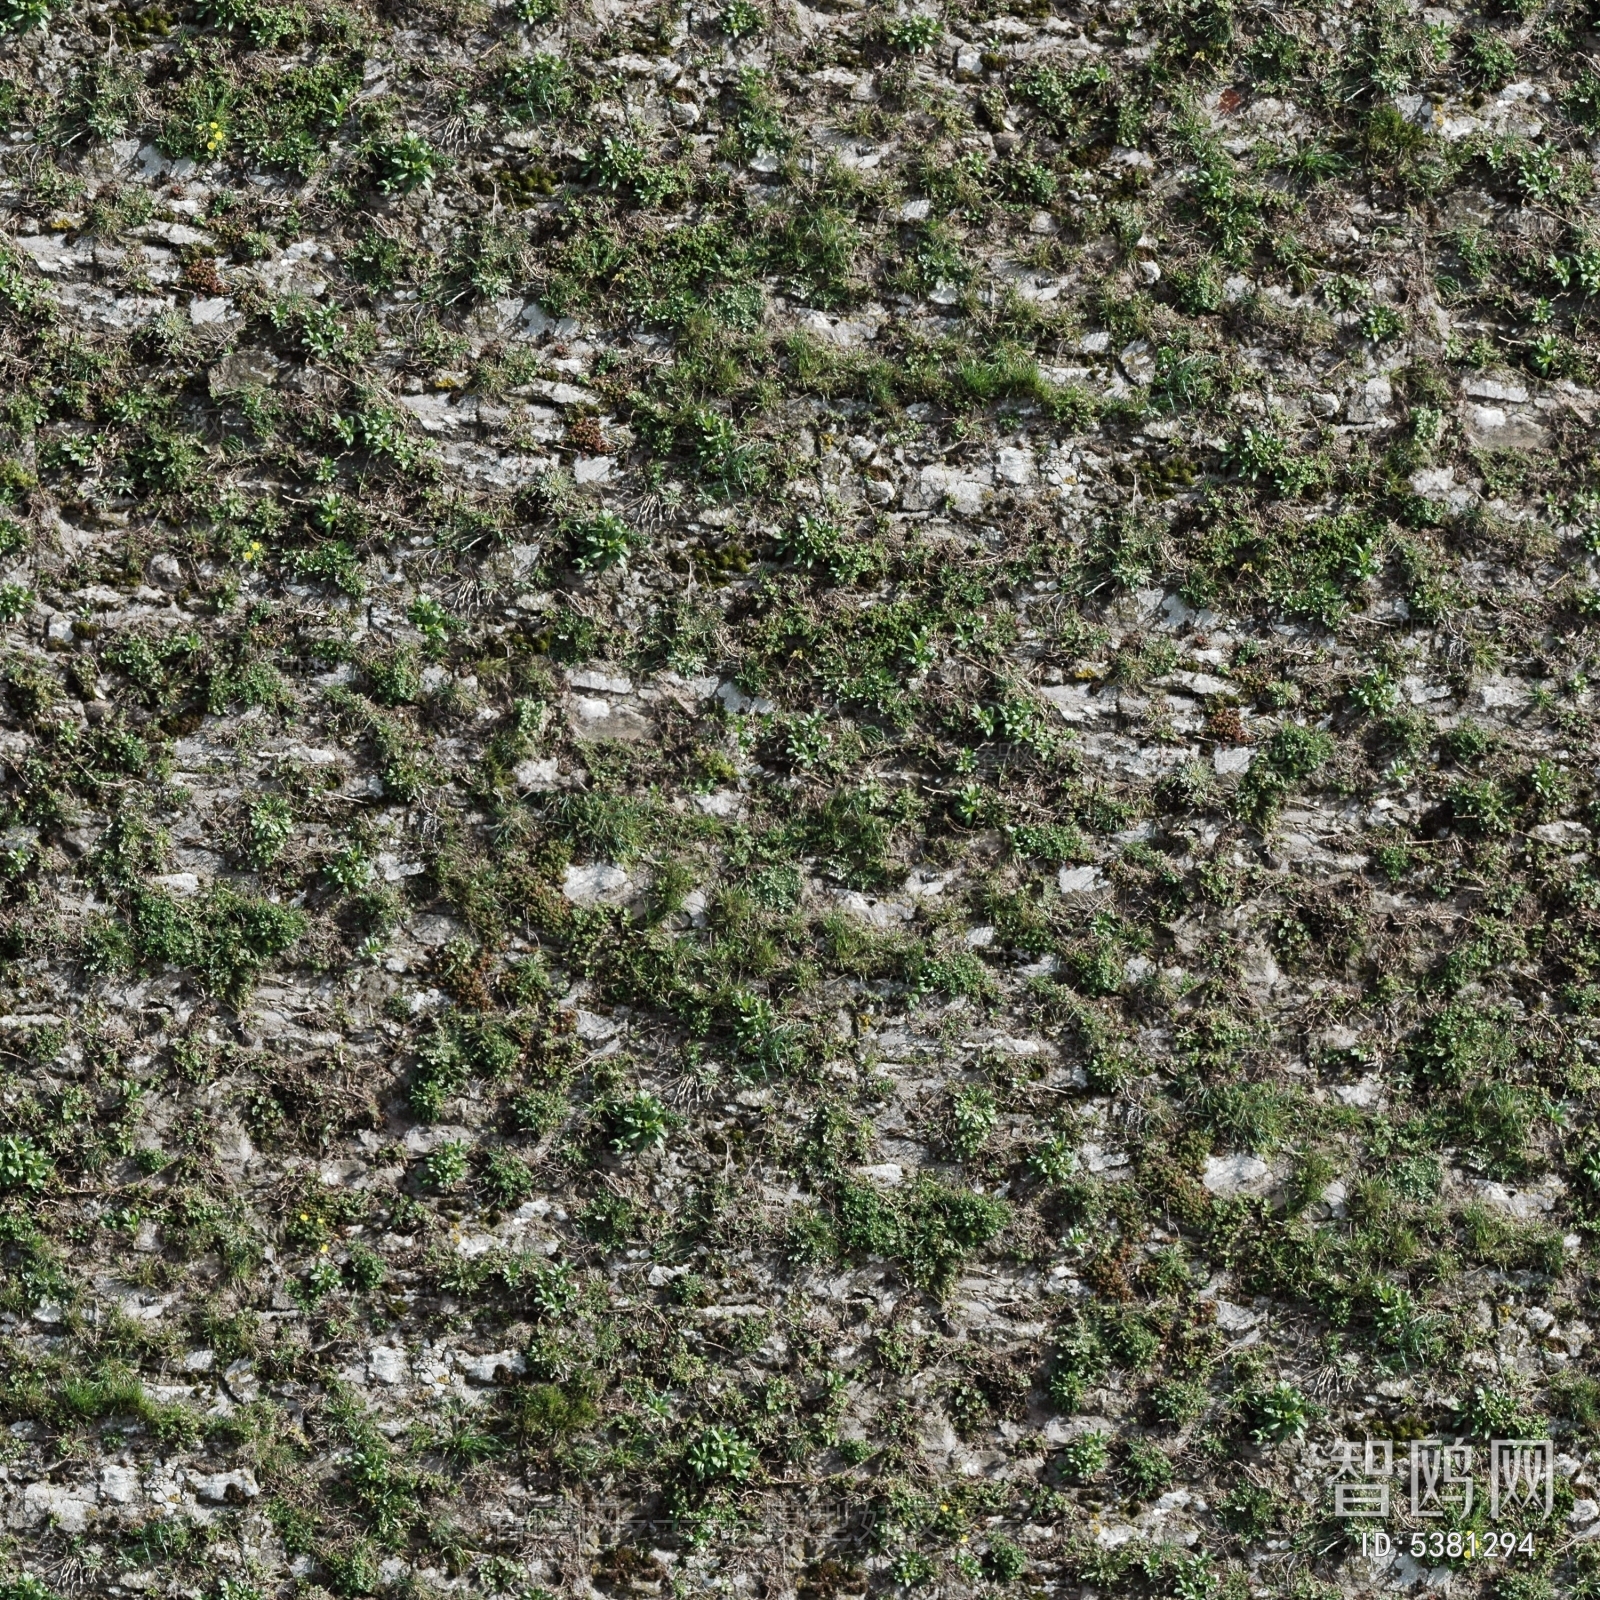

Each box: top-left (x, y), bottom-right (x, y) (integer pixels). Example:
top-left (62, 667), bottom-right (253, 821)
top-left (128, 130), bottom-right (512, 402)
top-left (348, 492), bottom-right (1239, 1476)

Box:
top-left (374, 134), bottom-right (439, 194)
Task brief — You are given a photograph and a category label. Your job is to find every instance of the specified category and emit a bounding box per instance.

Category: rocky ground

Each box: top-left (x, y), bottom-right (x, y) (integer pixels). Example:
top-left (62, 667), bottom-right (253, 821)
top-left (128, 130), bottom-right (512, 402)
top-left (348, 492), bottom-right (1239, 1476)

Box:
top-left (1, 0), bottom-right (1600, 1595)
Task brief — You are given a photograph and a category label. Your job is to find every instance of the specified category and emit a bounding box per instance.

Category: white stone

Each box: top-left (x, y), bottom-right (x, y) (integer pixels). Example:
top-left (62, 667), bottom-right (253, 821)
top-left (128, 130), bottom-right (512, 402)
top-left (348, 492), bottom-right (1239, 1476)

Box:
top-left (367, 1347), bottom-right (408, 1385)
top-left (1202, 1153), bottom-right (1272, 1196)
top-left (716, 681), bottom-right (774, 715)
top-left (1213, 1300), bottom-right (1259, 1332)
top-left (795, 309), bottom-right (880, 347)
top-left (1037, 683), bottom-right (1100, 723)
top-left (459, 1350), bottom-right (526, 1384)
top-left (1465, 403), bottom-right (1547, 450)
top-left (513, 757), bottom-right (561, 791)
top-left (575, 1008), bottom-right (620, 1040)
top-left (1057, 865), bottom-right (1104, 895)
top-left (568, 695), bottom-right (652, 740)
top-left (1467, 1177), bottom-right (1564, 1219)
top-left (398, 393), bottom-right (467, 432)
top-left (856, 1162), bottom-right (904, 1185)
top-left (403, 1123), bottom-right (472, 1154)
top-left (100, 1465), bottom-right (140, 1504)
top-left (1478, 676), bottom-right (1530, 709)
top-left (561, 862), bottom-right (631, 906)
top-left (376, 852), bottom-right (425, 881)
top-left (1530, 820), bottom-right (1588, 845)
top-left (528, 378), bottom-right (598, 407)
top-left (913, 463), bottom-right (991, 516)
top-left (489, 296), bottom-right (524, 331)
top-left (995, 446), bottom-right (1035, 485)
top-left (1332, 1076), bottom-right (1384, 1108)
top-left (144, 221), bottom-right (211, 248)
top-left (837, 891), bottom-right (913, 927)
top-left (572, 454), bottom-right (612, 483)
top-left (224, 1359), bottom-right (260, 1404)
top-left (23, 1482), bottom-right (96, 1531)
top-left (15, 234), bottom-right (78, 274)
top-left (1347, 375), bottom-right (1392, 423)
top-left (693, 789), bottom-right (742, 817)
top-left (1083, 1145), bottom-right (1129, 1173)
top-left (188, 296), bottom-right (233, 325)
top-left (1464, 377), bottom-right (1529, 403)
top-left (570, 668), bottom-right (633, 693)
top-left (1213, 746), bottom-right (1252, 775)
top-left (518, 303), bottom-right (580, 341)
top-left (1164, 671), bottom-right (1231, 696)
top-left (188, 1468), bottom-right (259, 1504)
top-left (1408, 466), bottom-right (1455, 496)
top-left (1119, 340), bottom-right (1155, 385)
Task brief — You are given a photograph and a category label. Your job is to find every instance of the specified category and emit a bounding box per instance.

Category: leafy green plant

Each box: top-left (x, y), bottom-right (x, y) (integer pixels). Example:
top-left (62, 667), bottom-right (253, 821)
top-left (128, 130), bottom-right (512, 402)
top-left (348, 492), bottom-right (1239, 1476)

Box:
top-left (984, 1534), bottom-right (1026, 1582)
top-left (1248, 1381), bottom-right (1312, 1442)
top-left (0, 1135), bottom-right (52, 1193)
top-left (242, 797), bottom-right (293, 868)
top-left (424, 1141), bottom-right (470, 1191)
top-left (374, 134), bottom-right (439, 193)
top-left (884, 13), bottom-right (941, 52)
top-left (482, 1148), bottom-right (536, 1207)
top-left (721, 0), bottom-right (762, 36)
top-left (569, 509), bottom-right (644, 571)
top-left (127, 887), bottom-right (305, 1001)
top-left (945, 1085), bottom-right (997, 1160)
top-left (1359, 302), bottom-right (1405, 343)
top-left (1216, 1482), bottom-right (1280, 1540)
top-left (1235, 722), bottom-right (1333, 829)
top-left (1463, 29), bottom-right (1516, 89)
top-left (1449, 778), bottom-right (1513, 836)
top-left (607, 1091), bottom-right (672, 1153)
top-left (500, 54), bottom-right (571, 124)
top-left (0, 0), bottom-right (63, 34)
top-left (1121, 1438), bottom-right (1175, 1500)
top-left (684, 1425), bottom-right (756, 1483)
top-left (1058, 1430), bottom-right (1109, 1480)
